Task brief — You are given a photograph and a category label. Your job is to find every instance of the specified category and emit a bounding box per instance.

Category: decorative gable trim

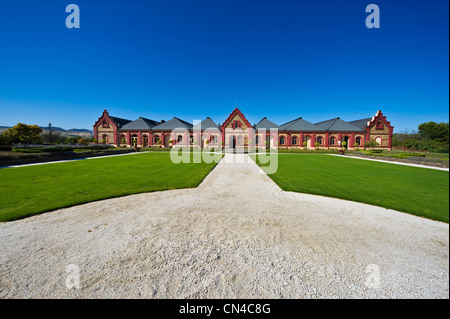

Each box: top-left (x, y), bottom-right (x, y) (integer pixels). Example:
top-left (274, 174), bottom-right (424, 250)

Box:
top-left (220, 108), bottom-right (252, 130)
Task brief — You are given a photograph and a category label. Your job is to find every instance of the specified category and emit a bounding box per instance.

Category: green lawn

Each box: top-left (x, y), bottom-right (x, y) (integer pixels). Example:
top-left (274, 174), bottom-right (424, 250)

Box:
top-left (252, 154), bottom-right (449, 223)
top-left (0, 152), bottom-right (219, 222)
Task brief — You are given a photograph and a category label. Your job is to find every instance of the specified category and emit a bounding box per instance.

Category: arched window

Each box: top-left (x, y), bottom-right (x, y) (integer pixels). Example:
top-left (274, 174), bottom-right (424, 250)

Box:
top-left (143, 135), bottom-right (148, 146)
top-left (355, 137), bottom-right (362, 146)
top-left (317, 136), bottom-right (323, 145)
top-left (375, 136), bottom-right (382, 145)
top-left (329, 136), bottom-right (336, 146)
top-left (256, 135), bottom-right (260, 145)
top-left (102, 119), bottom-right (109, 128)
top-left (279, 136), bottom-right (285, 145)
top-left (291, 136), bottom-right (297, 145)
top-left (177, 135), bottom-right (183, 143)
top-left (154, 135), bottom-right (160, 144)
top-left (376, 121), bottom-right (384, 130)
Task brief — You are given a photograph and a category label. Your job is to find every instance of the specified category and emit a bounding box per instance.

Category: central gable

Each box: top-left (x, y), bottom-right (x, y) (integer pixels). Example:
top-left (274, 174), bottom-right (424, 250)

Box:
top-left (221, 108), bottom-right (253, 130)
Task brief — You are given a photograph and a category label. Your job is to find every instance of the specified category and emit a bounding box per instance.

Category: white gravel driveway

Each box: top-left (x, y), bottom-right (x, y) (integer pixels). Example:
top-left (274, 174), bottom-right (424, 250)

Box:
top-left (0, 154), bottom-right (448, 298)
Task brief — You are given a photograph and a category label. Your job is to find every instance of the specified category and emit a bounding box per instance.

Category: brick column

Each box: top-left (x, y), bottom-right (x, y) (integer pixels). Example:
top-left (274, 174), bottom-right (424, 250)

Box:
top-left (350, 133), bottom-right (355, 149)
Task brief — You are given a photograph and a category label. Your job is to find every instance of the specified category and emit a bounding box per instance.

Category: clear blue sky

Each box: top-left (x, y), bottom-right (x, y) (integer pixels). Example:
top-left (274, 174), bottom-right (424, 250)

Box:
top-left (0, 0), bottom-right (448, 132)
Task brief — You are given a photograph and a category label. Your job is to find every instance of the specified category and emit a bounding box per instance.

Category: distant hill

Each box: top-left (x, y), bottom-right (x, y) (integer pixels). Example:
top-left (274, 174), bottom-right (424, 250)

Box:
top-left (0, 125), bottom-right (93, 137)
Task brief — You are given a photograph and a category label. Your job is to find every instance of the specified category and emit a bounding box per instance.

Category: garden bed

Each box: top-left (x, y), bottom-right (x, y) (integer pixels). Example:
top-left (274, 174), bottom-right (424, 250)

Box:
top-left (0, 148), bottom-right (136, 167)
top-left (345, 152), bottom-right (449, 168)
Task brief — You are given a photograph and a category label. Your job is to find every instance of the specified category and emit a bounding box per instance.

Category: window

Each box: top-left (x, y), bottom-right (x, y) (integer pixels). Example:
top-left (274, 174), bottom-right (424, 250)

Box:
top-left (177, 135), bottom-right (183, 143)
top-left (143, 135), bottom-right (148, 146)
top-left (375, 136), bottom-right (382, 145)
top-left (212, 135), bottom-right (218, 144)
top-left (355, 137), bottom-right (362, 146)
top-left (190, 135), bottom-right (194, 144)
top-left (233, 121), bottom-right (242, 129)
top-left (291, 136), bottom-right (297, 145)
top-left (237, 135), bottom-right (243, 145)
top-left (279, 136), bottom-right (285, 145)
top-left (317, 136), bottom-right (323, 145)
top-left (329, 136), bottom-right (336, 146)
top-left (376, 121), bottom-right (384, 130)
top-left (256, 135), bottom-right (260, 145)
top-left (102, 119), bottom-right (109, 128)
top-left (154, 135), bottom-right (160, 144)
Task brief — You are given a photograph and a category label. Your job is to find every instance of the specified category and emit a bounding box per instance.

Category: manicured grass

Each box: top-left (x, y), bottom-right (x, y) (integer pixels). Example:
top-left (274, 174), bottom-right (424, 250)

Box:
top-left (252, 154), bottom-right (449, 223)
top-left (0, 152), bottom-right (220, 222)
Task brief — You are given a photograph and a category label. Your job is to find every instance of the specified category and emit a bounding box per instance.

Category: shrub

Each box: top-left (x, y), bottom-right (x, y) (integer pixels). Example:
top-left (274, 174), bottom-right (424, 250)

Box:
top-left (77, 138), bottom-right (90, 146)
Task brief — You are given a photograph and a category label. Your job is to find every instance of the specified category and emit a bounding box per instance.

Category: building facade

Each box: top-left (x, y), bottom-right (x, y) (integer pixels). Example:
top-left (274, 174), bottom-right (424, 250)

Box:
top-left (93, 108), bottom-right (393, 150)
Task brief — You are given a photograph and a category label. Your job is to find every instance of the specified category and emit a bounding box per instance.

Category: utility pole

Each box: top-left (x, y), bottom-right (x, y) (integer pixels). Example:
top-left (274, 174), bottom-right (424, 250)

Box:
top-left (48, 123), bottom-right (52, 144)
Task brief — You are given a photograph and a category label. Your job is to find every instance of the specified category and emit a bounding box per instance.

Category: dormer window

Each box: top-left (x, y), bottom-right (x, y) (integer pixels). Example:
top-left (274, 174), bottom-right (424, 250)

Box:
top-left (102, 119), bottom-right (109, 128)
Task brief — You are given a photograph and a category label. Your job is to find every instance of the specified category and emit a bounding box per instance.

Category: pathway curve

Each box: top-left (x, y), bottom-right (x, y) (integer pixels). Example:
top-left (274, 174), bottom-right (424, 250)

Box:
top-left (0, 154), bottom-right (448, 298)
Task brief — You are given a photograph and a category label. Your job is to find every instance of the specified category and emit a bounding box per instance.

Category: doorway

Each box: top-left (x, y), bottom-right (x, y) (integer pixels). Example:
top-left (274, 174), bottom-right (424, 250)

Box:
top-left (230, 135), bottom-right (236, 148)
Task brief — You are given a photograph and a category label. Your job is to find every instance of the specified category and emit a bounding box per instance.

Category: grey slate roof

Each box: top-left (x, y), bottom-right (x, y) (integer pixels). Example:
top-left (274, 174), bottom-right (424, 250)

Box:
top-left (109, 116), bottom-right (132, 128)
top-left (152, 117), bottom-right (193, 130)
top-left (315, 118), bottom-right (365, 132)
top-left (348, 118), bottom-right (372, 130)
top-left (254, 117), bottom-right (279, 130)
top-left (279, 117), bottom-right (325, 132)
top-left (120, 117), bottom-right (160, 130)
top-left (193, 117), bottom-right (219, 130)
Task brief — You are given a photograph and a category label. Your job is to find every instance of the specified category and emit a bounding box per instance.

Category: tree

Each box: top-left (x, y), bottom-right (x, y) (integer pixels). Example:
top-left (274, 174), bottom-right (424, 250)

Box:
top-left (365, 140), bottom-right (379, 150)
top-left (66, 136), bottom-right (80, 145)
top-left (418, 122), bottom-right (449, 144)
top-left (77, 138), bottom-right (90, 146)
top-left (4, 123), bottom-right (42, 147)
top-left (0, 133), bottom-right (13, 146)
top-left (40, 131), bottom-right (67, 144)
top-left (404, 138), bottom-right (420, 154)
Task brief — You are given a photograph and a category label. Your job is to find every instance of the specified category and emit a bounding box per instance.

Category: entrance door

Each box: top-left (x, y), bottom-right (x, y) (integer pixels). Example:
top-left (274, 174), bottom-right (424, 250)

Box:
top-left (304, 135), bottom-right (311, 148)
top-left (343, 136), bottom-right (350, 148)
top-left (229, 135), bottom-right (236, 148)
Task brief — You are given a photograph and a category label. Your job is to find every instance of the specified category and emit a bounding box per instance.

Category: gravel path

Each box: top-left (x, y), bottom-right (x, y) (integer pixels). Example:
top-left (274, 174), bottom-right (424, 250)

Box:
top-left (0, 154), bottom-right (448, 298)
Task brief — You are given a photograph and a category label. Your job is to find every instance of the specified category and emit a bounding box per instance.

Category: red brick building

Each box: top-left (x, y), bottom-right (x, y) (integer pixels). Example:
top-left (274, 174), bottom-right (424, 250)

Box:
top-left (94, 108), bottom-right (393, 150)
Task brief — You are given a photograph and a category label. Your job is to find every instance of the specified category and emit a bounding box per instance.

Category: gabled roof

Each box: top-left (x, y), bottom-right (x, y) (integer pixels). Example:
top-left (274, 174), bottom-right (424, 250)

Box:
top-left (348, 118), bottom-right (372, 130)
top-left (254, 117), bottom-right (279, 130)
top-left (152, 117), bottom-right (193, 130)
top-left (279, 117), bottom-right (325, 132)
top-left (120, 117), bottom-right (160, 130)
top-left (315, 118), bottom-right (364, 132)
top-left (221, 108), bottom-right (253, 130)
top-left (193, 117), bottom-right (219, 130)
